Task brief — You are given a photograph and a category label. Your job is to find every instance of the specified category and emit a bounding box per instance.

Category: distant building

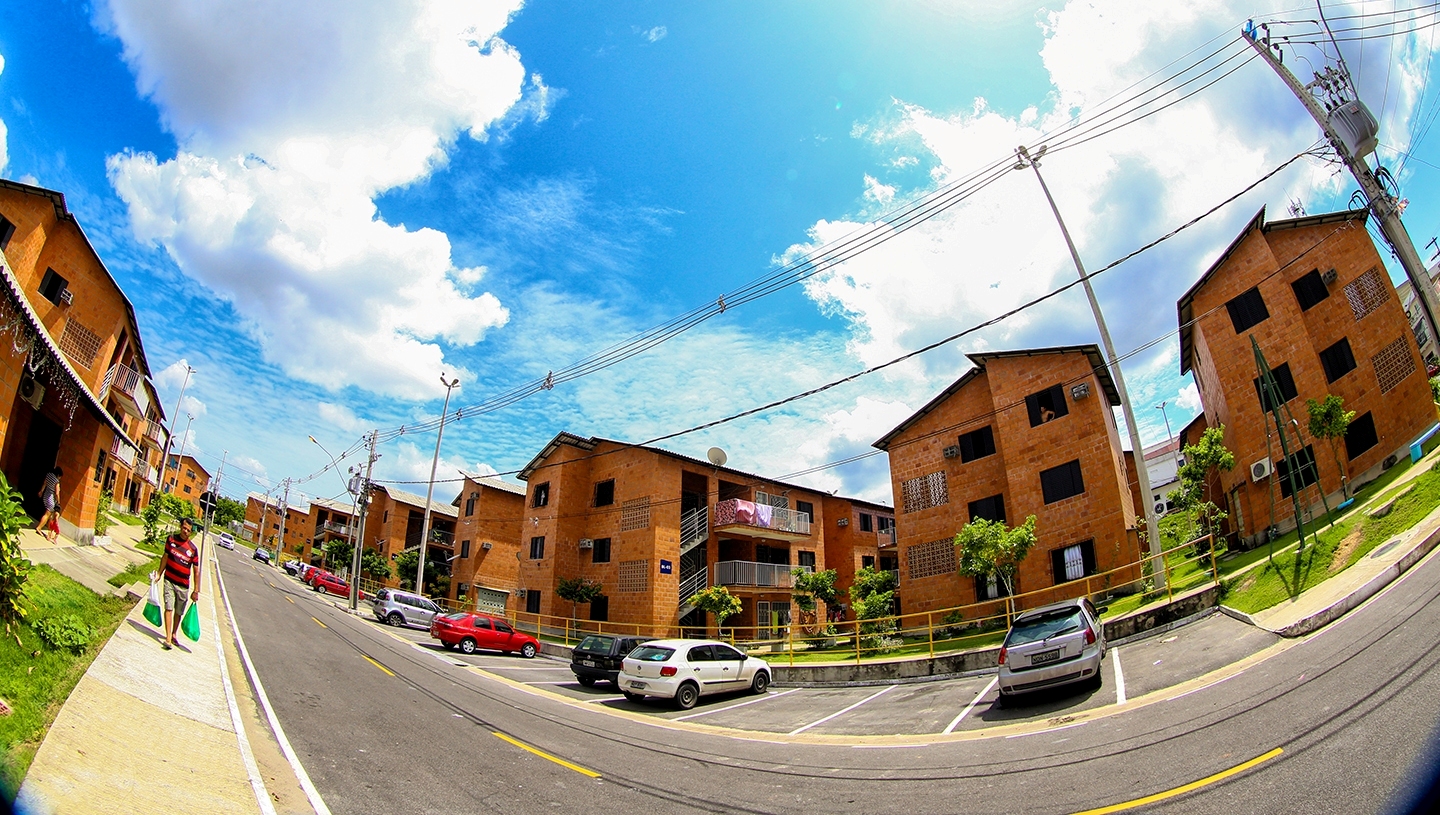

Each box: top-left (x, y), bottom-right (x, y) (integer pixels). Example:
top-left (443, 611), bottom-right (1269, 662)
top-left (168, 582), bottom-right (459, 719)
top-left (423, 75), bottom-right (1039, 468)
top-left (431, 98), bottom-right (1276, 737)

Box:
top-left (360, 484), bottom-right (458, 592)
top-left (164, 453), bottom-right (210, 516)
top-left (1392, 259), bottom-right (1440, 371)
top-left (242, 492), bottom-right (310, 558)
top-left (308, 496), bottom-right (357, 567)
top-left (1177, 208), bottom-right (1437, 546)
top-left (874, 345), bottom-right (1142, 615)
top-left (447, 474), bottom-right (526, 612)
top-left (818, 494), bottom-right (896, 616)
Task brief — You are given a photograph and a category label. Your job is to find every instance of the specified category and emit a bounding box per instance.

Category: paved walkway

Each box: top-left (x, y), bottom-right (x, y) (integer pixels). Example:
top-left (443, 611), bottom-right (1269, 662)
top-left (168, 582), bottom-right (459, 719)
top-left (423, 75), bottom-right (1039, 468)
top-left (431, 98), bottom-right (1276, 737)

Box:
top-left (19, 525), bottom-right (154, 597)
top-left (15, 548), bottom-right (279, 815)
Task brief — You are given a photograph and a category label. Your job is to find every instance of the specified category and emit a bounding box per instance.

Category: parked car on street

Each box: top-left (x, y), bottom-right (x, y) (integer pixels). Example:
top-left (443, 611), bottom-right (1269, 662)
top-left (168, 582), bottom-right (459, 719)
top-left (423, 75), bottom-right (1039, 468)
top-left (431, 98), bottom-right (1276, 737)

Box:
top-left (282, 559), bottom-right (302, 576)
top-left (304, 567), bottom-right (331, 587)
top-left (312, 571), bottom-right (361, 599)
top-left (430, 612), bottom-right (539, 658)
top-left (216, 532), bottom-right (236, 550)
top-left (618, 639), bottom-right (771, 710)
top-left (252, 548), bottom-right (272, 564)
top-left (996, 597), bottom-right (1106, 704)
top-left (371, 588), bottom-right (443, 630)
top-left (570, 634), bottom-right (650, 687)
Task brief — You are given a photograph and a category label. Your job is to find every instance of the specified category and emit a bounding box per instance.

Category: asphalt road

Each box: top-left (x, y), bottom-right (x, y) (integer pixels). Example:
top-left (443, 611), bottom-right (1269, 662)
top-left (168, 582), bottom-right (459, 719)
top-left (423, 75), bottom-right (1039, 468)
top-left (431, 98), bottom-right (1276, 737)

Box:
top-left (217, 547), bottom-right (1440, 814)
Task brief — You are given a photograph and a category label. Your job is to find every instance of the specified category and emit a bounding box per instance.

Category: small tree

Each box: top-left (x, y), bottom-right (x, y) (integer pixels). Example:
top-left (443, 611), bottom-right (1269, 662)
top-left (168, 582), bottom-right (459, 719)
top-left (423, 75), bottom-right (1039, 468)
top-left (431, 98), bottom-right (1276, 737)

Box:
top-left (848, 567), bottom-right (898, 646)
top-left (324, 539), bottom-right (354, 572)
top-left (394, 549), bottom-right (418, 590)
top-left (1169, 425), bottom-right (1237, 546)
top-left (0, 472), bottom-right (31, 628)
top-left (555, 577), bottom-right (603, 618)
top-left (690, 585), bottom-right (742, 632)
top-left (954, 515), bottom-right (1038, 600)
top-left (93, 488), bottom-right (116, 537)
top-left (1307, 394), bottom-right (1356, 499)
top-left (361, 548), bottom-right (391, 581)
top-left (792, 568), bottom-right (839, 635)
top-left (213, 496), bottom-right (246, 528)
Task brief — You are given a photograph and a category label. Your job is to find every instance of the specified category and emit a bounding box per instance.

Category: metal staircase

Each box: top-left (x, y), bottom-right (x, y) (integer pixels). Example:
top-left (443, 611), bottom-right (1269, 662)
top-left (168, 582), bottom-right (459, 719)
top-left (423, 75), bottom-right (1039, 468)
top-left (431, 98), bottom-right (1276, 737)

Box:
top-left (677, 506), bottom-right (710, 618)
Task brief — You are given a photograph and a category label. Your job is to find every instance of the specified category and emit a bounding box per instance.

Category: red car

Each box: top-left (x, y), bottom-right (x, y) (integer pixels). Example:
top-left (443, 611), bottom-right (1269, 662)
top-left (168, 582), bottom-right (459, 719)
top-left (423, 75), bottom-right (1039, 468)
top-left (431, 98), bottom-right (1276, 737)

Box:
top-left (312, 571), bottom-right (362, 600)
top-left (430, 612), bottom-right (539, 658)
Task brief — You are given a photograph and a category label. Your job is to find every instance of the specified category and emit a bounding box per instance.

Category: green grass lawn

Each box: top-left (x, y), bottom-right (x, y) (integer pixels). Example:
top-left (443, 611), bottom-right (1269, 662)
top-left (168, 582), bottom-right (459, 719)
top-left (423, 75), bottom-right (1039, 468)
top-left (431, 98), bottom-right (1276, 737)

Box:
top-left (1223, 465), bottom-right (1440, 614)
top-left (106, 556), bottom-right (161, 588)
top-left (0, 565), bottom-right (134, 798)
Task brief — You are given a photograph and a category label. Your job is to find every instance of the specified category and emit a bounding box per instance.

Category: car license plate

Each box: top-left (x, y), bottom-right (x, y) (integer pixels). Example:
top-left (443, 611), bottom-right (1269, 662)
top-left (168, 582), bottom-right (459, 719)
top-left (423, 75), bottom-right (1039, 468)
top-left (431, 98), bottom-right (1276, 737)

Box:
top-left (582, 660), bottom-right (596, 667)
top-left (1030, 649), bottom-right (1061, 665)
top-left (629, 681), bottom-right (646, 690)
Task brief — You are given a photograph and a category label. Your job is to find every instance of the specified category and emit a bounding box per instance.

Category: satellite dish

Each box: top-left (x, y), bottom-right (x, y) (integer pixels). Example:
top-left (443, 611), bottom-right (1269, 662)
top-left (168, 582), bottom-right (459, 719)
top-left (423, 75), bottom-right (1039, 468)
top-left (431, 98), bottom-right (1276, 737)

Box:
top-left (706, 447), bottom-right (728, 467)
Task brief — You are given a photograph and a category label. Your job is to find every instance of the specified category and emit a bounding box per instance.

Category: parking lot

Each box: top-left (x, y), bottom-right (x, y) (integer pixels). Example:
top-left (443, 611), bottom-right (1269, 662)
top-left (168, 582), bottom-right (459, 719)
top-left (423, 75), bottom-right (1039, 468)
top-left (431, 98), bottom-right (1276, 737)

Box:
top-left (331, 580), bottom-right (1281, 737)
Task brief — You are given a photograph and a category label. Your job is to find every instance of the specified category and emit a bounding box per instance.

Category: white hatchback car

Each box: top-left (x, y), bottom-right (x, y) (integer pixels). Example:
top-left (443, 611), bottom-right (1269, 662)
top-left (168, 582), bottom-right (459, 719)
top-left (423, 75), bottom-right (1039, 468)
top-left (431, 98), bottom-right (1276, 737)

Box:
top-left (618, 639), bottom-right (771, 710)
top-left (216, 532), bottom-right (236, 550)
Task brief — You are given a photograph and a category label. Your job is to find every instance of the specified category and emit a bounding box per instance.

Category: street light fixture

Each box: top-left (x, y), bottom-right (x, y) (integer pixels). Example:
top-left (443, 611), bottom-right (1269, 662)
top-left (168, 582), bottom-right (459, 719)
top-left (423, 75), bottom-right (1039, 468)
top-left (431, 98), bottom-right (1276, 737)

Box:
top-left (415, 374), bottom-right (460, 598)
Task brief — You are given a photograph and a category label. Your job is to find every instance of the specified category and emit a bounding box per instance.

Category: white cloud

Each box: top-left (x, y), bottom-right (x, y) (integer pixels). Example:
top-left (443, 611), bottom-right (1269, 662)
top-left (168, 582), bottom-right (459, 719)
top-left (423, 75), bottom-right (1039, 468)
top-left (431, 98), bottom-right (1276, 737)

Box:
top-left (1175, 381), bottom-right (1202, 413)
top-left (179, 394), bottom-right (206, 418)
top-left (155, 358), bottom-right (195, 391)
top-left (231, 454), bottom-right (269, 488)
top-left (641, 26), bottom-right (667, 43)
top-left (100, 0), bottom-right (542, 399)
top-left (862, 174), bottom-right (895, 206)
top-left (317, 401), bottom-right (370, 435)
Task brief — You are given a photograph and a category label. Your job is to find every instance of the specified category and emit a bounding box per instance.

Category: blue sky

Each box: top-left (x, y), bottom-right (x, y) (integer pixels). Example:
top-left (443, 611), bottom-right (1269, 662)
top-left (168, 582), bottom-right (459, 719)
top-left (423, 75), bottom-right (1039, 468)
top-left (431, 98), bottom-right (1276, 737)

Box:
top-left (1, 1), bottom-right (1438, 509)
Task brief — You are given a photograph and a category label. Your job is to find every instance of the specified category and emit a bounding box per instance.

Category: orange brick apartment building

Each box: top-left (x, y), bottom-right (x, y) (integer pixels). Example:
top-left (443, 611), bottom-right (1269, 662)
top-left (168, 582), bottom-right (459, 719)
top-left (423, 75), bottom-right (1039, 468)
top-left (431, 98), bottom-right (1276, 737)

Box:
top-left (446, 474), bottom-right (526, 611)
top-left (1178, 208), bottom-right (1437, 546)
top-left (164, 453), bottom-right (210, 516)
top-left (820, 495), bottom-right (897, 610)
top-left (515, 433), bottom-right (840, 635)
top-left (0, 179), bottom-right (167, 541)
top-left (874, 346), bottom-right (1142, 615)
top-left (359, 484), bottom-right (458, 591)
top-left (243, 493), bottom-right (311, 558)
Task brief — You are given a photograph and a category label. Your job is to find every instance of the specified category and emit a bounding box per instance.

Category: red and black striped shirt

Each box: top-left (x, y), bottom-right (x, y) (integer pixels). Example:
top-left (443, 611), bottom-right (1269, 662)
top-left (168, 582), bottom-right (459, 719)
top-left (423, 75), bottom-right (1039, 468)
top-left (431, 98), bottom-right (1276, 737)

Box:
top-left (163, 535), bottom-right (199, 589)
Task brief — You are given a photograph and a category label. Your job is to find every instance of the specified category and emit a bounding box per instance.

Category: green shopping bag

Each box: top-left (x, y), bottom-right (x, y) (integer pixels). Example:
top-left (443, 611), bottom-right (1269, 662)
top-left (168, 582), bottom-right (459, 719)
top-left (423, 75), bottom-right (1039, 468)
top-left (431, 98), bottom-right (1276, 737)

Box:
top-left (180, 598), bottom-right (200, 642)
top-left (142, 572), bottom-right (163, 628)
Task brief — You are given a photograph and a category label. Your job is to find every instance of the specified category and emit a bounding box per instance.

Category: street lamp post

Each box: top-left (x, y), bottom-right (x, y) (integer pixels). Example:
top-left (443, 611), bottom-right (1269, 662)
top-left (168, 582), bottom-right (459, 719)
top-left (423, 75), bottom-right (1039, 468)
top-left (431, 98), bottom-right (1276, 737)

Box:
top-left (1156, 401), bottom-right (1176, 450)
top-left (168, 413), bottom-right (195, 493)
top-left (415, 375), bottom-right (460, 597)
top-left (158, 364), bottom-right (194, 494)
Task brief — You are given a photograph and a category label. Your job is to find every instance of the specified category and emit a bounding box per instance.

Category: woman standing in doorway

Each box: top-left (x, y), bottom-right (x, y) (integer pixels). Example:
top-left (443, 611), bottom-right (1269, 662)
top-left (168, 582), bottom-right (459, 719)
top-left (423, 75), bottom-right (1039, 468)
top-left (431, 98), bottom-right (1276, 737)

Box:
top-left (36, 466), bottom-right (62, 542)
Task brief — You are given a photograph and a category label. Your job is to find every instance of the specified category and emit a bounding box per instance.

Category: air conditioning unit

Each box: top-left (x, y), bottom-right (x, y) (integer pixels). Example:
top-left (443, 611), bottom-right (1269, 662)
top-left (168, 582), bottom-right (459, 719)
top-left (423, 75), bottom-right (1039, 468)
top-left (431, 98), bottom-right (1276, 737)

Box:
top-left (578, 538), bottom-right (594, 549)
top-left (1153, 500), bottom-right (1167, 516)
top-left (942, 445), bottom-right (960, 459)
top-left (1321, 267), bottom-right (1339, 285)
top-left (19, 374), bottom-right (43, 410)
top-left (516, 589), bottom-right (528, 599)
top-left (58, 289), bottom-right (73, 306)
top-left (481, 541), bottom-right (493, 550)
top-left (836, 517), bottom-right (849, 527)
top-left (1070, 382), bottom-right (1091, 400)
top-left (1250, 458), bottom-right (1274, 482)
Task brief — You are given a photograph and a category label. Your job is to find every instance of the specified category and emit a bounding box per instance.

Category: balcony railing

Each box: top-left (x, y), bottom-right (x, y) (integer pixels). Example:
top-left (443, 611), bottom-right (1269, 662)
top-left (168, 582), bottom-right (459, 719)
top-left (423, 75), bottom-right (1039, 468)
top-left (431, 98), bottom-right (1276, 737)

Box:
top-left (712, 560), bottom-right (812, 589)
top-left (430, 529), bottom-right (455, 547)
top-left (879, 528), bottom-right (897, 548)
top-left (712, 499), bottom-right (811, 540)
top-left (139, 464), bottom-right (158, 486)
top-left (321, 520), bottom-right (354, 535)
top-left (143, 419), bottom-right (168, 448)
top-left (108, 435), bottom-right (136, 468)
top-left (101, 362), bottom-right (149, 421)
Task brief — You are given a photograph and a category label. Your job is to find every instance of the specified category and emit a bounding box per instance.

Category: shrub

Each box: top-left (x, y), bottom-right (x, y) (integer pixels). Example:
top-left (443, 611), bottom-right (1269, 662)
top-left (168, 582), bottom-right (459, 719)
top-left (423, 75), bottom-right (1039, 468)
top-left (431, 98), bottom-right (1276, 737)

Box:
top-left (35, 614), bottom-right (94, 653)
top-left (0, 471), bottom-right (30, 627)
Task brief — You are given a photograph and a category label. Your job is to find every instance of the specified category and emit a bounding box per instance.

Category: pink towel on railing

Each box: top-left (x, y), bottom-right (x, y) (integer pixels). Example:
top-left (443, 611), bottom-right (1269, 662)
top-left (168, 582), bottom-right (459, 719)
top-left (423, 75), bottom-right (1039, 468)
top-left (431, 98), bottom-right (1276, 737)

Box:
top-left (754, 503), bottom-right (773, 527)
top-left (734, 500), bottom-right (756, 524)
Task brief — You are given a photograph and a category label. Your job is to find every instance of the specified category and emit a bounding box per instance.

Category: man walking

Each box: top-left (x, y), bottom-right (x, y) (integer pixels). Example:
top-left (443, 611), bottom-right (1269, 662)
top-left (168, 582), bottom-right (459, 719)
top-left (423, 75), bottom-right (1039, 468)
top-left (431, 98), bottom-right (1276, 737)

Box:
top-left (160, 518), bottom-right (200, 650)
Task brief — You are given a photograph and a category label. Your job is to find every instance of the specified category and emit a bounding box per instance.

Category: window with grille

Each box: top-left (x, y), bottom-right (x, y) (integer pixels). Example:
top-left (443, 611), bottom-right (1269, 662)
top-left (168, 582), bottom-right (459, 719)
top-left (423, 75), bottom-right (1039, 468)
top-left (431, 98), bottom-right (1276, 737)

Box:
top-left (958, 426), bottom-right (996, 462)
top-left (1276, 445), bottom-right (1319, 498)
top-left (618, 559), bottom-right (648, 593)
top-left (460, 540), bottom-right (471, 559)
top-left (59, 319), bottom-right (102, 369)
top-left (798, 550), bottom-right (816, 569)
top-left (1040, 460), bottom-right (1085, 504)
top-left (1291, 269), bottom-right (1330, 311)
top-left (1050, 540), bottom-right (1097, 584)
top-left (39, 269), bottom-right (68, 305)
top-left (975, 573), bottom-right (1012, 601)
top-left (900, 471), bottom-right (949, 513)
top-left (877, 516), bottom-right (894, 532)
top-left (755, 492), bottom-right (789, 508)
top-left (620, 497), bottom-right (651, 531)
top-left (906, 538), bottom-right (956, 580)
top-left (796, 500), bottom-right (814, 522)
top-left (968, 494), bottom-right (1006, 523)
top-left (1226, 286), bottom-right (1270, 332)
top-left (1373, 336), bottom-right (1416, 394)
top-left (1025, 384), bottom-right (1069, 427)
top-left (1252, 363), bottom-right (1298, 412)
top-left (1345, 412), bottom-right (1379, 459)
top-left (1344, 268), bottom-right (1390, 321)
top-left (525, 591), bottom-right (541, 614)
top-left (464, 495), bottom-right (476, 516)
top-left (1319, 338), bottom-right (1357, 383)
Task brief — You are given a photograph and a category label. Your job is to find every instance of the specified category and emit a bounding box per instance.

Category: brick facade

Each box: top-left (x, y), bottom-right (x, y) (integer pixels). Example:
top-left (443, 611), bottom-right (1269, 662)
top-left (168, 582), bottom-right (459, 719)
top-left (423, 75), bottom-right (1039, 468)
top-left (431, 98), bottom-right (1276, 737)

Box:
top-left (447, 475), bottom-right (525, 610)
top-left (1179, 209), bottom-right (1437, 545)
top-left (818, 495), bottom-right (896, 616)
top-left (164, 453), bottom-right (210, 516)
top-left (875, 345), bottom-right (1142, 615)
top-left (358, 484), bottom-right (457, 593)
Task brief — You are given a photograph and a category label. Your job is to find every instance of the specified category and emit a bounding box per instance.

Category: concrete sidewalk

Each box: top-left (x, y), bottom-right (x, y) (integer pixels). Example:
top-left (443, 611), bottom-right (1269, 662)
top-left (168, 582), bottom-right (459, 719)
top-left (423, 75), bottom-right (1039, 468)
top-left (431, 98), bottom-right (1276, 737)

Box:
top-left (15, 556), bottom-right (276, 814)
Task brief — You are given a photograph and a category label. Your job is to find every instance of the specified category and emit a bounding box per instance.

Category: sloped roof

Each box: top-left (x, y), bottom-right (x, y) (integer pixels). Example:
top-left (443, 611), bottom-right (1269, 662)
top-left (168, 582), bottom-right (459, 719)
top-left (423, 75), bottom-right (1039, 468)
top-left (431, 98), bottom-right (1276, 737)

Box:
top-left (371, 484), bottom-right (458, 518)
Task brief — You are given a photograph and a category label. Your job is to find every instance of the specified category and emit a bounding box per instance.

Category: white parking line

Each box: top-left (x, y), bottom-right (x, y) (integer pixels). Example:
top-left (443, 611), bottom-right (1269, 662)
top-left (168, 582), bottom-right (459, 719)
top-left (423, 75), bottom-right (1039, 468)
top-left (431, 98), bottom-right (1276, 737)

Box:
top-left (788, 686), bottom-right (894, 735)
top-left (1113, 647), bottom-right (1127, 705)
top-left (942, 676), bottom-right (998, 734)
top-left (673, 688), bottom-right (799, 721)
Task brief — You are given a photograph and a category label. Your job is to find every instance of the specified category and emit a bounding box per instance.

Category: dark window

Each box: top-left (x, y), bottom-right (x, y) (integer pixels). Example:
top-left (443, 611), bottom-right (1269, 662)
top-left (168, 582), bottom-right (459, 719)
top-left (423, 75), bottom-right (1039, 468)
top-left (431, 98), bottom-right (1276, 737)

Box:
top-left (1344, 412), bottom-right (1379, 459)
top-left (0, 216), bottom-right (15, 250)
top-left (859, 513), bottom-right (874, 532)
top-left (591, 537), bottom-right (611, 564)
top-left (38, 268), bottom-right (68, 305)
top-left (494, 619), bottom-right (514, 634)
top-left (460, 540), bottom-right (471, 559)
top-left (958, 426), bottom-right (996, 462)
top-left (687, 645), bottom-right (714, 662)
top-left (1050, 540), bottom-right (1098, 584)
top-left (861, 555), bottom-right (875, 568)
top-left (798, 551), bottom-right (816, 569)
top-left (589, 595), bottom-right (609, 622)
top-left (464, 495), bottom-right (476, 516)
top-left (968, 494), bottom-right (1006, 524)
top-left (974, 573), bottom-right (1012, 601)
top-left (525, 591), bottom-right (541, 614)
top-left (472, 616), bottom-right (492, 630)
top-left (1275, 445), bottom-right (1320, 498)
top-left (1291, 269), bottom-right (1330, 311)
top-left (529, 535), bottom-right (545, 560)
top-left (1040, 460), bottom-right (1086, 504)
top-left (1226, 286), bottom-right (1270, 333)
top-left (593, 479), bottom-right (615, 507)
top-left (796, 500), bottom-right (814, 522)
top-left (712, 644), bottom-right (744, 661)
top-left (1025, 384), bottom-right (1070, 426)
top-left (1319, 338), bottom-right (1357, 383)
top-left (532, 482), bottom-right (550, 507)
top-left (1253, 363), bottom-right (1299, 412)
top-left (877, 516), bottom-right (894, 532)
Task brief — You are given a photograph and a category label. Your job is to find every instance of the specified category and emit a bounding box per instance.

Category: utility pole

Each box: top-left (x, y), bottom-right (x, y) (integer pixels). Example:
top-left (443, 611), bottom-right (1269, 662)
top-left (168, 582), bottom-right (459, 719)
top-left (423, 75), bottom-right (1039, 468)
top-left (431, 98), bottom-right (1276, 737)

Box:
top-left (256, 487), bottom-right (273, 552)
top-left (1015, 144), bottom-right (1167, 589)
top-left (349, 432), bottom-right (379, 611)
top-left (158, 364), bottom-right (194, 494)
top-left (199, 450), bottom-right (227, 561)
top-left (415, 375), bottom-right (460, 597)
top-left (275, 478), bottom-right (291, 570)
top-left (1244, 21), bottom-right (1440, 354)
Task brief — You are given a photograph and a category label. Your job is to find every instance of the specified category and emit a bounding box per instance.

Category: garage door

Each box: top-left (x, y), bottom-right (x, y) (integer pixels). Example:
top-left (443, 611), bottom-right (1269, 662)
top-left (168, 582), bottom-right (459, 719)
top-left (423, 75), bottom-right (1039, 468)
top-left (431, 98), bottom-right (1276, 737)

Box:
top-left (473, 587), bottom-right (508, 613)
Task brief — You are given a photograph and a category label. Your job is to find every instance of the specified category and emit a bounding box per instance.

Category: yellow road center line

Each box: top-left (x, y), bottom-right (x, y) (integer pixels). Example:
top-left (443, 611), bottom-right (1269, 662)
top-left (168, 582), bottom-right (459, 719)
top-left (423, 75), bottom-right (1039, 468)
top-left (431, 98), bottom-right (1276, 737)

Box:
top-left (363, 655), bottom-right (395, 677)
top-left (1070, 747), bottom-right (1284, 814)
top-left (492, 732), bottom-right (601, 778)
top-left (311, 617), bottom-right (326, 628)
top-left (286, 597), bottom-right (294, 604)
